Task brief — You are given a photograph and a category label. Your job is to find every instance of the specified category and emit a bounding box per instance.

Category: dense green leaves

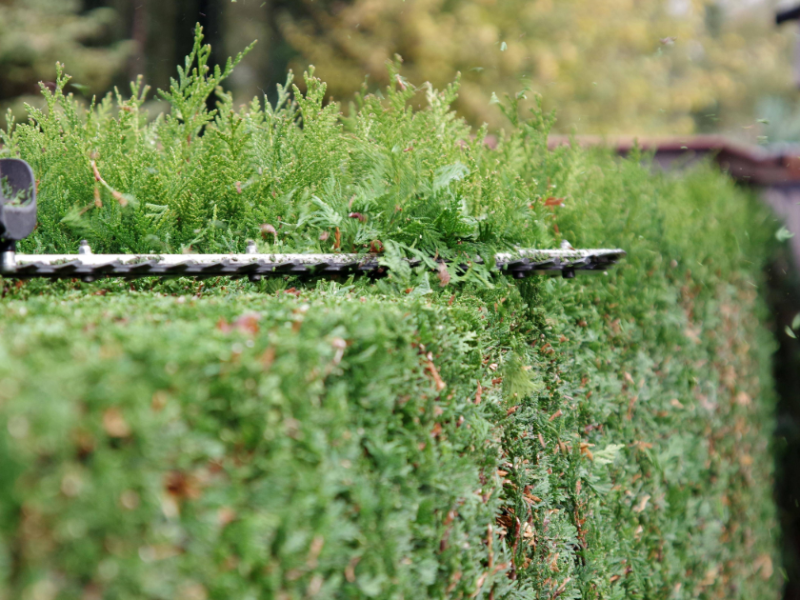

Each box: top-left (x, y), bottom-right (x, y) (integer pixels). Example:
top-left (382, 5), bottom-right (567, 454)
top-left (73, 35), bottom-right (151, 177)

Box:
top-left (0, 28), bottom-right (784, 599)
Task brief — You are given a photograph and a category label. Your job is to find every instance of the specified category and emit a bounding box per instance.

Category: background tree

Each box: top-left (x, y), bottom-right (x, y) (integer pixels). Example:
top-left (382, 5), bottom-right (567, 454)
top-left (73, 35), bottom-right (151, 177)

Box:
top-left (0, 0), bottom-right (133, 127)
top-left (276, 0), bottom-right (796, 135)
top-left (0, 0), bottom-right (798, 136)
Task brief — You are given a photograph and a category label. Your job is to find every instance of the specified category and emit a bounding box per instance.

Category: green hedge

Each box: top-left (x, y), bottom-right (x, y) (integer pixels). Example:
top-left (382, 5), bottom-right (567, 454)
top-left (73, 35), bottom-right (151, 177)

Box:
top-left (0, 27), bottom-right (782, 599)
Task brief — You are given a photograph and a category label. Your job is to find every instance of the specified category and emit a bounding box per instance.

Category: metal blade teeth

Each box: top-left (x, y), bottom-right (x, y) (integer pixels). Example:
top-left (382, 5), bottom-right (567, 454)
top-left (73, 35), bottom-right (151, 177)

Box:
top-left (3, 249), bottom-right (625, 280)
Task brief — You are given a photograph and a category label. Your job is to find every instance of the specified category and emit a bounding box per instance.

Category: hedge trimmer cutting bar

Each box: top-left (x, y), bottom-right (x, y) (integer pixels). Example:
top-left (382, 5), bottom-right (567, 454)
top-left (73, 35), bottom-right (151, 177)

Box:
top-left (2, 244), bottom-right (625, 282)
top-left (0, 158), bottom-right (625, 281)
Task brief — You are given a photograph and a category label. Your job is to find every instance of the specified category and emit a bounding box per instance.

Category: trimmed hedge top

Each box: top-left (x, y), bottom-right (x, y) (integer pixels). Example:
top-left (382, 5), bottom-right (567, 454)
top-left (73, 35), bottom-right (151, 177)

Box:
top-left (0, 26), bottom-right (782, 600)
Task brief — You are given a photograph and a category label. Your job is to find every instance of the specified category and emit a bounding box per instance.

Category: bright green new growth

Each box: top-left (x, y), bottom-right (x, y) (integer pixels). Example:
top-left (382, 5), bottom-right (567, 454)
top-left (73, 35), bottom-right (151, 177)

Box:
top-left (1, 25), bottom-right (553, 277)
top-left (0, 25), bottom-right (782, 600)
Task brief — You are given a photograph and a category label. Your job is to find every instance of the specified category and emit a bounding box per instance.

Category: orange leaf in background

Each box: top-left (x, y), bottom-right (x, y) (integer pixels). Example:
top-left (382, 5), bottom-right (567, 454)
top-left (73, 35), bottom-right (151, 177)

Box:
top-left (544, 197), bottom-right (564, 207)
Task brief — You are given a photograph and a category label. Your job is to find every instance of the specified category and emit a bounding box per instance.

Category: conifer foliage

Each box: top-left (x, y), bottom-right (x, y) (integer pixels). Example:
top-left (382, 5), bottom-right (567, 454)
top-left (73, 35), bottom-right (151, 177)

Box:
top-left (0, 27), bottom-right (783, 599)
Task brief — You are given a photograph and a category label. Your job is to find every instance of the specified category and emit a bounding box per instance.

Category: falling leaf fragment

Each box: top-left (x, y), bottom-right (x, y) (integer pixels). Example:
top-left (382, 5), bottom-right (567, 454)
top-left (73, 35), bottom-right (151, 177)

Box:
top-left (754, 554), bottom-right (773, 580)
top-left (103, 408), bottom-right (131, 438)
top-left (260, 223), bottom-right (278, 243)
top-left (633, 494), bottom-right (650, 513)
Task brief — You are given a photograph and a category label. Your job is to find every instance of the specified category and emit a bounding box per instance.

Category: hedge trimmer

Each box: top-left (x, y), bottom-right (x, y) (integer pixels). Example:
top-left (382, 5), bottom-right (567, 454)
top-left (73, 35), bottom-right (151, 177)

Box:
top-left (0, 159), bottom-right (625, 282)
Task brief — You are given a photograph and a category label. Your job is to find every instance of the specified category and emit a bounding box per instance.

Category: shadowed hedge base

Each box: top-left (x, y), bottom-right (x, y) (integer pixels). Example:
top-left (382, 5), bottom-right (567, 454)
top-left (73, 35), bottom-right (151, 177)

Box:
top-left (0, 28), bottom-right (782, 599)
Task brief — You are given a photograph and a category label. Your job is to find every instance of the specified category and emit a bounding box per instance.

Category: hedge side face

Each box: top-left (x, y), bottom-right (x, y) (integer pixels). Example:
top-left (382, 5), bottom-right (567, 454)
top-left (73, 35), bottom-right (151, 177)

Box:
top-left (0, 26), bottom-right (782, 600)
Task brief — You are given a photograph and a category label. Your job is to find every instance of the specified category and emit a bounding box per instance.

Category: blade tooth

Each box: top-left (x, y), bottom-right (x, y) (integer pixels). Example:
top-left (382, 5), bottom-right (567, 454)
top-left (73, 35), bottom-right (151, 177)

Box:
top-left (252, 261), bottom-right (275, 274)
top-left (356, 259), bottom-right (379, 273)
top-left (120, 260), bottom-right (160, 274)
top-left (52, 260), bottom-right (83, 274)
top-left (593, 252), bottom-right (624, 265)
top-left (178, 262), bottom-right (211, 275)
top-left (569, 257), bottom-right (591, 268)
top-left (14, 262), bottom-right (50, 275)
top-left (219, 262), bottom-right (245, 275)
top-left (88, 260), bottom-right (124, 274)
top-left (271, 262), bottom-right (293, 273)
top-left (316, 261), bottom-right (347, 273)
top-left (162, 261), bottom-right (196, 275)
top-left (318, 262), bottom-right (351, 274)
top-left (303, 262), bottom-right (325, 273)
top-left (273, 261), bottom-right (309, 274)
top-left (197, 261), bottom-right (225, 274)
top-left (529, 259), bottom-right (557, 270)
top-left (501, 259), bottom-right (533, 277)
top-left (292, 262), bottom-right (311, 274)
top-left (499, 258), bottom-right (529, 269)
top-left (227, 260), bottom-right (262, 275)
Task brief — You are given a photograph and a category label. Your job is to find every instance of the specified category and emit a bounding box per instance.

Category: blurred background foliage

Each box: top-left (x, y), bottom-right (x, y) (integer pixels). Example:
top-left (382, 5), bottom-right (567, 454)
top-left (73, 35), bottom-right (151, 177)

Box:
top-left (1, 0), bottom-right (799, 138)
